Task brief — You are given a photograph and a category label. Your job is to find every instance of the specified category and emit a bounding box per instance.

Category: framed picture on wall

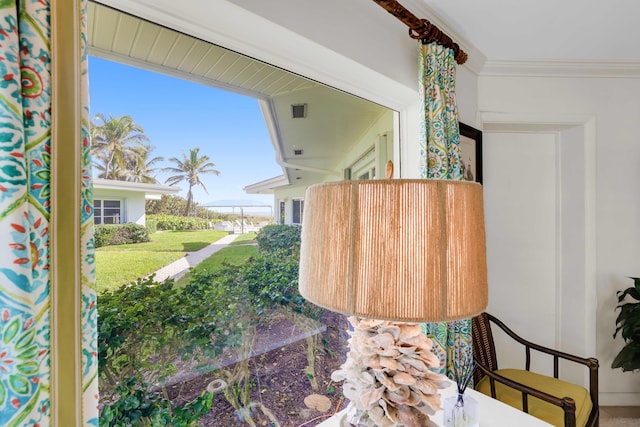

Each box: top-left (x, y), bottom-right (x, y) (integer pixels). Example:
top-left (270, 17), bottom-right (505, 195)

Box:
top-left (459, 122), bottom-right (483, 184)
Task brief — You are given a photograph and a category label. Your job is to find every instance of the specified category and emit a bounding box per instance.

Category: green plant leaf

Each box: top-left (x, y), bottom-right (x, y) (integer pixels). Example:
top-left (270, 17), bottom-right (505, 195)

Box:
top-left (611, 341), bottom-right (640, 372)
top-left (618, 285), bottom-right (640, 302)
top-left (101, 406), bottom-right (114, 422)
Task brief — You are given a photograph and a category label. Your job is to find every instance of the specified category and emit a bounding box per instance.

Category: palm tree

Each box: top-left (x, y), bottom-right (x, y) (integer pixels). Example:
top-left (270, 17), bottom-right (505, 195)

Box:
top-left (162, 148), bottom-right (220, 216)
top-left (120, 144), bottom-right (164, 183)
top-left (91, 113), bottom-right (150, 180)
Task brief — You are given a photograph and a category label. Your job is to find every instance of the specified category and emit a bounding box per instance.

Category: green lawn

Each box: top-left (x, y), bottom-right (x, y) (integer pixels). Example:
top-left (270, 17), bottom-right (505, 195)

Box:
top-left (228, 232), bottom-right (257, 245)
top-left (96, 230), bottom-right (228, 293)
top-left (175, 235), bottom-right (258, 287)
top-left (98, 229), bottom-right (228, 252)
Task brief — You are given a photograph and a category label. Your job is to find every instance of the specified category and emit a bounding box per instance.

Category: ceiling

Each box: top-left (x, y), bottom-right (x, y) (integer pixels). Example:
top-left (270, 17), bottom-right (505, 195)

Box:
top-left (87, 2), bottom-right (389, 190)
top-left (421, 0), bottom-right (640, 63)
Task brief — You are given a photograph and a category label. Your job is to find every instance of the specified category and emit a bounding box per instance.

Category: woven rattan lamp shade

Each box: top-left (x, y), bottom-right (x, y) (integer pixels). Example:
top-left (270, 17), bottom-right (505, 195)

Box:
top-left (298, 179), bottom-right (488, 322)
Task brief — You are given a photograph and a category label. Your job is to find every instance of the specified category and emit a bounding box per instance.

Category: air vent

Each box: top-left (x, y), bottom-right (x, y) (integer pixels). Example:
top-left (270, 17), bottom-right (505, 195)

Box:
top-left (294, 149), bottom-right (304, 156)
top-left (291, 103), bottom-right (307, 118)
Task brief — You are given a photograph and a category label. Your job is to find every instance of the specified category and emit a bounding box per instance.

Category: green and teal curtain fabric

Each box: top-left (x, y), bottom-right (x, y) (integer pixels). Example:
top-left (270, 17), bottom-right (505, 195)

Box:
top-left (81, 1), bottom-right (100, 423)
top-left (419, 42), bottom-right (462, 180)
top-left (418, 41), bottom-right (472, 380)
top-left (0, 1), bottom-right (98, 425)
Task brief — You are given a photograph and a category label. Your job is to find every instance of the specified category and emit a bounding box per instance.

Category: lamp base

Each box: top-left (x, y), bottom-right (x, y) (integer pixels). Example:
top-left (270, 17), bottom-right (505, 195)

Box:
top-left (331, 317), bottom-right (450, 427)
top-left (339, 411), bottom-right (433, 427)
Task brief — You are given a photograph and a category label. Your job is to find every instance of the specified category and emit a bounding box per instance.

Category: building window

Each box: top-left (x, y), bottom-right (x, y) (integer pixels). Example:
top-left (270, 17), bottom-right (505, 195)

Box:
top-left (94, 199), bottom-right (122, 224)
top-left (348, 147), bottom-right (376, 180)
top-left (279, 201), bottom-right (285, 224)
top-left (292, 199), bottom-right (303, 225)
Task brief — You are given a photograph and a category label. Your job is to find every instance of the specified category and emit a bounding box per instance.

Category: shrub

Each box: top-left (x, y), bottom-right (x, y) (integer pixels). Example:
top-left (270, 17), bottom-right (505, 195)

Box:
top-left (249, 224), bottom-right (317, 316)
top-left (241, 250), bottom-right (322, 320)
top-left (98, 272), bottom-right (253, 398)
top-left (109, 222), bottom-right (150, 245)
top-left (255, 224), bottom-right (301, 255)
top-left (94, 223), bottom-right (150, 248)
top-left (94, 224), bottom-right (117, 248)
top-left (98, 274), bottom-right (234, 424)
top-left (99, 377), bottom-right (213, 427)
top-left (98, 221), bottom-right (312, 422)
top-left (147, 214), bottom-right (211, 231)
top-left (146, 218), bottom-right (157, 234)
top-left (241, 239), bottom-right (323, 392)
top-left (98, 277), bottom-right (183, 393)
top-left (180, 265), bottom-right (256, 353)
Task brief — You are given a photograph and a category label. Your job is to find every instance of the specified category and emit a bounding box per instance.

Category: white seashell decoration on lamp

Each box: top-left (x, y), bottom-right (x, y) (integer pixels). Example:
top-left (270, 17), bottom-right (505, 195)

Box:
top-left (298, 163), bottom-right (488, 426)
top-left (331, 317), bottom-right (449, 426)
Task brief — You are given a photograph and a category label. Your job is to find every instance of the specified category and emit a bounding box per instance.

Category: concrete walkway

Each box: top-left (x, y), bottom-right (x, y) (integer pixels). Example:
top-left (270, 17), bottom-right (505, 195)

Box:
top-left (152, 233), bottom-right (241, 282)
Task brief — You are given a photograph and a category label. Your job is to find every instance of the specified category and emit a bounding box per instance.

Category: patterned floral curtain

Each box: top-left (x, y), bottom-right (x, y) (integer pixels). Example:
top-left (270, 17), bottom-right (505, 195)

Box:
top-left (0, 1), bottom-right (98, 425)
top-left (418, 41), bottom-right (472, 380)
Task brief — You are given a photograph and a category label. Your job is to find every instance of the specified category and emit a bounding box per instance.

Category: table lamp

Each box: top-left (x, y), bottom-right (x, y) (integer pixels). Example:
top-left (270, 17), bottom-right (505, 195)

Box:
top-left (298, 171), bottom-right (488, 426)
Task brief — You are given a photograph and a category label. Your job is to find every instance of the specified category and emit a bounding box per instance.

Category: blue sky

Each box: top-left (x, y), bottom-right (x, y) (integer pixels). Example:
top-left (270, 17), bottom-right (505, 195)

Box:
top-left (88, 56), bottom-right (281, 212)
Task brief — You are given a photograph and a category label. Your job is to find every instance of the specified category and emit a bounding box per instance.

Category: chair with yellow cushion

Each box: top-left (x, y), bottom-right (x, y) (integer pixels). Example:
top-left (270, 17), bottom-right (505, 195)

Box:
top-left (471, 312), bottom-right (599, 427)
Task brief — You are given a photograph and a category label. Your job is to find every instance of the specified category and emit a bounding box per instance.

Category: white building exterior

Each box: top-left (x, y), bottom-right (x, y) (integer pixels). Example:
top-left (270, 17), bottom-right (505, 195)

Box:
top-left (245, 111), bottom-right (394, 225)
top-left (93, 178), bottom-right (179, 226)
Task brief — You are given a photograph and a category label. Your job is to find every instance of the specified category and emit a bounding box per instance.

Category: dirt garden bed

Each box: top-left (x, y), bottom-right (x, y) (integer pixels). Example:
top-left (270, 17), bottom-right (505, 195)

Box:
top-left (165, 310), bottom-right (350, 426)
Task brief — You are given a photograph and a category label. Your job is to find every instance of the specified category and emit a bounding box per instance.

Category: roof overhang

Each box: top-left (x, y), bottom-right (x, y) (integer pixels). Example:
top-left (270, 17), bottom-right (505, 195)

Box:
top-left (243, 175), bottom-right (289, 195)
top-left (93, 178), bottom-right (180, 199)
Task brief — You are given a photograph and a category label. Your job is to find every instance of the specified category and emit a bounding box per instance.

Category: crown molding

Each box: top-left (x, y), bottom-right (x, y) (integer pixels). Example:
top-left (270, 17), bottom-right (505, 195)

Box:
top-left (399, 1), bottom-right (640, 79)
top-left (481, 59), bottom-right (640, 78)
top-left (400, 0), bottom-right (486, 75)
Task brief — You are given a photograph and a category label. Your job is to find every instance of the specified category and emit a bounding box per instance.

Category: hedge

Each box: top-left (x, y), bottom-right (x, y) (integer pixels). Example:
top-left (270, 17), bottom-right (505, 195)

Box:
top-left (146, 218), bottom-right (157, 234)
top-left (95, 223), bottom-right (150, 248)
top-left (255, 224), bottom-right (301, 255)
top-left (146, 214), bottom-right (211, 231)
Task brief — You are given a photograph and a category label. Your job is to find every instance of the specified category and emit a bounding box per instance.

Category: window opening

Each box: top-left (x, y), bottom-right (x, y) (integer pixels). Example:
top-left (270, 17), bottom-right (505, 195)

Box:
top-left (292, 199), bottom-right (304, 225)
top-left (94, 199), bottom-right (122, 224)
top-left (279, 200), bottom-right (286, 224)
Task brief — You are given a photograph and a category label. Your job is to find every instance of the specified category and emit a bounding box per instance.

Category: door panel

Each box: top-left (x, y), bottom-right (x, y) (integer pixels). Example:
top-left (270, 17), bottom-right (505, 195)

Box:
top-left (483, 131), bottom-right (558, 374)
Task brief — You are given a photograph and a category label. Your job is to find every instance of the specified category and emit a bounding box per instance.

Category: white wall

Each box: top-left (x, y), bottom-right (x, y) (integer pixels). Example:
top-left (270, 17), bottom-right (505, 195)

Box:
top-left (228, 0), bottom-right (419, 93)
top-left (483, 132), bottom-right (558, 355)
top-left (479, 74), bottom-right (640, 405)
top-left (274, 186), bottom-right (306, 225)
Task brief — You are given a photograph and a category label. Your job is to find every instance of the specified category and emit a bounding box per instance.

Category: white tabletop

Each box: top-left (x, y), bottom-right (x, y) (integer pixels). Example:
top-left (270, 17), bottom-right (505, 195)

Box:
top-left (317, 382), bottom-right (553, 426)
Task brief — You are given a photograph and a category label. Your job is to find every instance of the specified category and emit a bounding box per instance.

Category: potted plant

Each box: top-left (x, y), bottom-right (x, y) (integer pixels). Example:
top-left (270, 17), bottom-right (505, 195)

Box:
top-left (612, 277), bottom-right (640, 371)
